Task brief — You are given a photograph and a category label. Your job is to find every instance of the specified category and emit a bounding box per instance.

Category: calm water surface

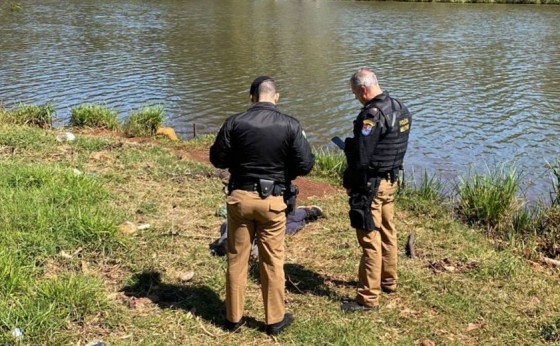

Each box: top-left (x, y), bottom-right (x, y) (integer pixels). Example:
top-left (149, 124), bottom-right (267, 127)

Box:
top-left (1, 0), bottom-right (559, 202)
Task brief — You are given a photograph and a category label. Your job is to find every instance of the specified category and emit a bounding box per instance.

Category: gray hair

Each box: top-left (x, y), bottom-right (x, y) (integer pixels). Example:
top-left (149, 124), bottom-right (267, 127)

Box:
top-left (350, 68), bottom-right (378, 88)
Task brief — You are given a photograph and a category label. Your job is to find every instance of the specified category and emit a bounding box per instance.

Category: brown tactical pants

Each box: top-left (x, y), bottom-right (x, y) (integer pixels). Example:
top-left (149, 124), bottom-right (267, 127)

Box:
top-left (356, 178), bottom-right (398, 308)
top-left (225, 190), bottom-right (287, 325)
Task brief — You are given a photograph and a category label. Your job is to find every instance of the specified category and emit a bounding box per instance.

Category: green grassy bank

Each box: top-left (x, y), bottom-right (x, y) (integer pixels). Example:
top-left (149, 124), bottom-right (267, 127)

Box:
top-left (0, 103), bottom-right (559, 345)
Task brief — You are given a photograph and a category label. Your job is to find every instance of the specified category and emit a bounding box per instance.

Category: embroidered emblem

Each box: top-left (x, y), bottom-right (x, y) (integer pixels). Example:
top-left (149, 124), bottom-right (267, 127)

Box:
top-left (361, 119), bottom-right (375, 136)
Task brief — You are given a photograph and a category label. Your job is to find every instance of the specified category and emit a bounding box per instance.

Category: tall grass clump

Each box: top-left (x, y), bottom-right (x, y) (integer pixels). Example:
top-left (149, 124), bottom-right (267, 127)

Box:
top-left (6, 102), bottom-right (54, 128)
top-left (536, 206), bottom-right (560, 258)
top-left (546, 158), bottom-right (560, 206)
top-left (408, 170), bottom-right (445, 201)
top-left (311, 147), bottom-right (346, 183)
top-left (398, 170), bottom-right (447, 216)
top-left (69, 103), bottom-right (119, 130)
top-left (456, 166), bottom-right (519, 231)
top-left (0, 102), bottom-right (7, 122)
top-left (122, 105), bottom-right (163, 137)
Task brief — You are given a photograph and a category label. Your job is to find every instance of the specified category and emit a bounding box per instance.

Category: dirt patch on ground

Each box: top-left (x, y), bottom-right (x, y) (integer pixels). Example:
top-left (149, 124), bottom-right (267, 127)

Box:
top-left (73, 129), bottom-right (341, 200)
top-left (292, 176), bottom-right (340, 200)
top-left (184, 148), bottom-right (211, 165)
top-left (182, 148), bottom-right (341, 200)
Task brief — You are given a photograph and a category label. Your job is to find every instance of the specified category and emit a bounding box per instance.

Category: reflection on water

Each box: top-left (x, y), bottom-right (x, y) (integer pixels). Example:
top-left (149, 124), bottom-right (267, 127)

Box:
top-left (1, 0), bottom-right (559, 202)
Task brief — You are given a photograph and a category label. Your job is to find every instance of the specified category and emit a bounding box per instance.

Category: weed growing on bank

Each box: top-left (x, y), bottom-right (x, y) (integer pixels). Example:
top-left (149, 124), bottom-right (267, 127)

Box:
top-left (122, 105), bottom-right (163, 137)
top-left (546, 157), bottom-right (560, 206)
top-left (70, 103), bottom-right (120, 130)
top-left (1, 102), bottom-right (54, 128)
top-left (398, 170), bottom-right (450, 219)
top-left (457, 166), bottom-right (519, 231)
top-left (311, 147), bottom-right (346, 184)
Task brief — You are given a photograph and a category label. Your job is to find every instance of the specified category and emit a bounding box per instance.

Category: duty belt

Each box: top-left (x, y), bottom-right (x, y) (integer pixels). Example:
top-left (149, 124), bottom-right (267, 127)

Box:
top-left (368, 168), bottom-right (399, 183)
top-left (229, 179), bottom-right (285, 197)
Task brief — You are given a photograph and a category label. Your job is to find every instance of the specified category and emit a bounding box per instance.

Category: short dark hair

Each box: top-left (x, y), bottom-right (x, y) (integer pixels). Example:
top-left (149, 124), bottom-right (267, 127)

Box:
top-left (249, 76), bottom-right (275, 96)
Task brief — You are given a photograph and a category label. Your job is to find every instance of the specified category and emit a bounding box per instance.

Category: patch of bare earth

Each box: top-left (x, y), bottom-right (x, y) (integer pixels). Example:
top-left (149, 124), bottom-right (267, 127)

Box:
top-left (181, 148), bottom-right (341, 200)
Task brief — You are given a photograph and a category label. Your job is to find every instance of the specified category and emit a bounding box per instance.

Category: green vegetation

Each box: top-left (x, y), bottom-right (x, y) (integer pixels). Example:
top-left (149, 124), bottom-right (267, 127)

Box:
top-left (0, 102), bottom-right (54, 128)
top-left (122, 105), bottom-right (164, 137)
top-left (0, 161), bottom-right (123, 343)
top-left (186, 133), bottom-right (216, 150)
top-left (1, 102), bottom-right (166, 138)
top-left (546, 158), bottom-right (560, 206)
top-left (0, 112), bottom-right (559, 344)
top-left (457, 166), bottom-right (519, 231)
top-left (311, 147), bottom-right (346, 184)
top-left (398, 170), bottom-right (449, 218)
top-left (70, 103), bottom-right (120, 130)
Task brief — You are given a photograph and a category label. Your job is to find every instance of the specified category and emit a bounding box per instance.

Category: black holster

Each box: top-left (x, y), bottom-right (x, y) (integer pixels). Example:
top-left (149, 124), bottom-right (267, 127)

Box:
top-left (283, 184), bottom-right (299, 215)
top-left (348, 177), bottom-right (380, 231)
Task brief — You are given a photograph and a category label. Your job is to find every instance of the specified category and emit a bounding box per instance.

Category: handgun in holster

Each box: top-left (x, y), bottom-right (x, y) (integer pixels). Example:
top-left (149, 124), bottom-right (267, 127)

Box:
top-left (283, 184), bottom-right (299, 215)
top-left (348, 177), bottom-right (380, 231)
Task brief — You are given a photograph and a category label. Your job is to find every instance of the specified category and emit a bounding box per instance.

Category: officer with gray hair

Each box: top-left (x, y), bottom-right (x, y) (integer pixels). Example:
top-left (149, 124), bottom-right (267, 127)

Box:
top-left (342, 67), bottom-right (412, 312)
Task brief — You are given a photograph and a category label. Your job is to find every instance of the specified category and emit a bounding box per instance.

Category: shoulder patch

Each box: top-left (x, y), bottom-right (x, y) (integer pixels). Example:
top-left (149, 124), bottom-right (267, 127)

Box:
top-left (361, 119), bottom-right (375, 136)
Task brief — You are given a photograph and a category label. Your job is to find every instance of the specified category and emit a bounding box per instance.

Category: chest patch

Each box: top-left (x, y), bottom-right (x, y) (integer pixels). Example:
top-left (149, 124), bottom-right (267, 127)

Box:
top-left (361, 119), bottom-right (375, 136)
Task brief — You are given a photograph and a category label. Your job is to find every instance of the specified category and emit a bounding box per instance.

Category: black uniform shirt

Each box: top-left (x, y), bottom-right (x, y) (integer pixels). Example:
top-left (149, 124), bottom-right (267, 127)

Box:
top-left (210, 102), bottom-right (315, 184)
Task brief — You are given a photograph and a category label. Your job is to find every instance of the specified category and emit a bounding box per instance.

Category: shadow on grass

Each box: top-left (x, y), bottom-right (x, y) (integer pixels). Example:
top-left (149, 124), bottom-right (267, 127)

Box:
top-left (249, 262), bottom-right (348, 300)
top-left (121, 271), bottom-right (224, 326)
top-left (285, 263), bottom-right (351, 300)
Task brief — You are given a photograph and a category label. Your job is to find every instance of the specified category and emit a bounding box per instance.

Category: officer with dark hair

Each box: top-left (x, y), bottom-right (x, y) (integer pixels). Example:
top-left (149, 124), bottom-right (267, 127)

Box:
top-left (210, 76), bottom-right (315, 335)
top-left (341, 68), bottom-right (411, 312)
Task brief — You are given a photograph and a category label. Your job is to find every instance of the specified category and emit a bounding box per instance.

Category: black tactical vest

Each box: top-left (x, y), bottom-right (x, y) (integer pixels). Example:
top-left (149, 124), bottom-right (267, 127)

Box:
top-left (366, 96), bottom-right (411, 173)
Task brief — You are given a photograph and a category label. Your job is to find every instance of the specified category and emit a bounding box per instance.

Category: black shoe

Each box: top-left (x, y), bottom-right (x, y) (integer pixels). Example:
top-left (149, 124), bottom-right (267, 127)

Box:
top-left (224, 318), bottom-right (244, 332)
top-left (266, 313), bottom-right (294, 336)
top-left (341, 301), bottom-right (379, 312)
top-left (381, 286), bottom-right (397, 294)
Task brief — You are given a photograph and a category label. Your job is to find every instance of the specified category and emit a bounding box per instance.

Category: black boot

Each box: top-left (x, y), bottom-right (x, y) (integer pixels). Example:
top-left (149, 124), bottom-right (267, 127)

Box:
top-left (223, 318), bottom-right (244, 333)
top-left (266, 313), bottom-right (294, 336)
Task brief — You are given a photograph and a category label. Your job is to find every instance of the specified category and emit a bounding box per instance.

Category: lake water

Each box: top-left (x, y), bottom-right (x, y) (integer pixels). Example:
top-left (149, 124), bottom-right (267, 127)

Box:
top-left (1, 0), bottom-right (559, 202)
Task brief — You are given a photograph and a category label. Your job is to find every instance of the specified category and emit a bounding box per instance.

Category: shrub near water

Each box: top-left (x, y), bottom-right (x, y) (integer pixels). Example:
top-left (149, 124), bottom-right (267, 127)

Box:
top-left (546, 157), bottom-right (560, 206)
top-left (70, 103), bottom-right (120, 130)
top-left (311, 147), bottom-right (346, 183)
top-left (2, 102), bottom-right (54, 128)
top-left (457, 166), bottom-right (519, 231)
top-left (122, 105), bottom-right (163, 137)
top-left (0, 162), bottom-right (121, 343)
top-left (398, 170), bottom-right (448, 217)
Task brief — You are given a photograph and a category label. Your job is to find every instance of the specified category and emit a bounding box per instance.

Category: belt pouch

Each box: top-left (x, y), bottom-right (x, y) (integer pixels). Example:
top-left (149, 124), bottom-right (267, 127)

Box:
top-left (258, 179), bottom-right (275, 198)
top-left (348, 191), bottom-right (375, 231)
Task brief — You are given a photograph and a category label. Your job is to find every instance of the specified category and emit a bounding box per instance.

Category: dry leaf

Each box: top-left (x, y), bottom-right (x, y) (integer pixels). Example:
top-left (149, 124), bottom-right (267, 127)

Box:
top-left (59, 250), bottom-right (73, 259)
top-left (118, 221), bottom-right (138, 235)
top-left (466, 322), bottom-right (483, 332)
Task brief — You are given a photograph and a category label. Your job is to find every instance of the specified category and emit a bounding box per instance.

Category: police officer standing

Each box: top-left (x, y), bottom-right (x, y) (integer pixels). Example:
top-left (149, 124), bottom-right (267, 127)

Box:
top-left (341, 68), bottom-right (411, 312)
top-left (209, 76), bottom-right (315, 335)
